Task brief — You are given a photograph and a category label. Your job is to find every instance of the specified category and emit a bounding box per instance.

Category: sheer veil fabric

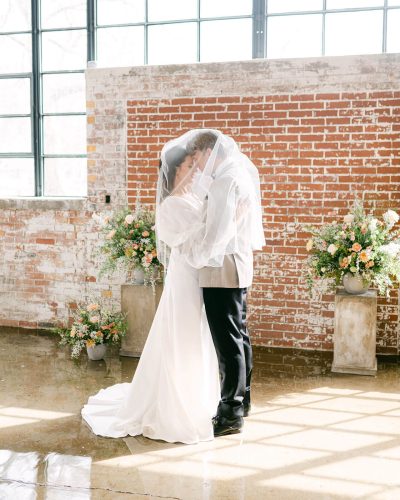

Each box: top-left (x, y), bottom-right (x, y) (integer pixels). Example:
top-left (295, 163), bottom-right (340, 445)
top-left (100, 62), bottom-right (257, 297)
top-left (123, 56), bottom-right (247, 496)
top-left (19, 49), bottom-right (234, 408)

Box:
top-left (82, 129), bottom-right (264, 444)
top-left (157, 129), bottom-right (265, 271)
top-left (81, 133), bottom-right (221, 444)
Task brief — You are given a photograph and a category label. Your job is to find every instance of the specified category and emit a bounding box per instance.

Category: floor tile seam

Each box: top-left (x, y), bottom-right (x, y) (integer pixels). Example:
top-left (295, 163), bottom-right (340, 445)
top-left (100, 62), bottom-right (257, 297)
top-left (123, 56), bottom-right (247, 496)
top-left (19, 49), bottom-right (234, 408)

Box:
top-left (0, 478), bottom-right (182, 499)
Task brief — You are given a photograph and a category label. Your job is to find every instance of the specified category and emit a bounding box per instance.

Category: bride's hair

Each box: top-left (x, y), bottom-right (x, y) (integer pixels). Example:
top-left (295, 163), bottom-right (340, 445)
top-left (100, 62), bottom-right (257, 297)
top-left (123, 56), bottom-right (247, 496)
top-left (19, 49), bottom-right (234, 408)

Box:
top-left (160, 145), bottom-right (188, 198)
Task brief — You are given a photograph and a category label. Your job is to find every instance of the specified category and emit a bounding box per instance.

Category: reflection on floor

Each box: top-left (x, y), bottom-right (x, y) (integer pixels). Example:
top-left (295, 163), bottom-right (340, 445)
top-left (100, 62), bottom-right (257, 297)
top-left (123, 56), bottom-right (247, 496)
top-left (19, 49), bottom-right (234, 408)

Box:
top-left (1, 327), bottom-right (400, 499)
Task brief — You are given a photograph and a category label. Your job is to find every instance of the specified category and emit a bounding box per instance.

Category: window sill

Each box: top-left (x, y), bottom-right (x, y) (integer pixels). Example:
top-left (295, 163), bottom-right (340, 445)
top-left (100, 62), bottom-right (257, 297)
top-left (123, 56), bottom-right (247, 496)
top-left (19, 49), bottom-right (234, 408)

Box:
top-left (0, 197), bottom-right (87, 210)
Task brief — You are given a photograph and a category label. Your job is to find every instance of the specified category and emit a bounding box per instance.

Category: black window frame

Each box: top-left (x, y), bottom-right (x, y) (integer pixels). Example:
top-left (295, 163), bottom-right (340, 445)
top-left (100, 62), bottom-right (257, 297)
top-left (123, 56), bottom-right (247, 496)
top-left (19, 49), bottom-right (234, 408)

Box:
top-left (0, 0), bottom-right (399, 197)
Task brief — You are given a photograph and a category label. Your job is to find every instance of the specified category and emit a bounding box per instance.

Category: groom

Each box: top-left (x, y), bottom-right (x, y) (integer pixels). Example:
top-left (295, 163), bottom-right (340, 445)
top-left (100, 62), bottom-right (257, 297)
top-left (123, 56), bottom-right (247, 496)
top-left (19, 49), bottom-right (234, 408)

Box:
top-left (186, 130), bottom-right (264, 437)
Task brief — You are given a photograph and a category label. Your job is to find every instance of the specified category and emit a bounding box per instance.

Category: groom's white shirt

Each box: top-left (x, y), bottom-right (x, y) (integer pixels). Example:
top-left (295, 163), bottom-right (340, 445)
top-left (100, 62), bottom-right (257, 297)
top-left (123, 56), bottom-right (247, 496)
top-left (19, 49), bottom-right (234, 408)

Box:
top-left (191, 158), bottom-right (255, 289)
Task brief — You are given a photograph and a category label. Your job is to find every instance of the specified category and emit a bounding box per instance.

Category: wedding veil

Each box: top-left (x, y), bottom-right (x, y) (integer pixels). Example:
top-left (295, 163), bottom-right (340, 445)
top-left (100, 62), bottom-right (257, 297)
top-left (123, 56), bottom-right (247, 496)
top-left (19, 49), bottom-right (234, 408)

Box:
top-left (155, 129), bottom-right (265, 270)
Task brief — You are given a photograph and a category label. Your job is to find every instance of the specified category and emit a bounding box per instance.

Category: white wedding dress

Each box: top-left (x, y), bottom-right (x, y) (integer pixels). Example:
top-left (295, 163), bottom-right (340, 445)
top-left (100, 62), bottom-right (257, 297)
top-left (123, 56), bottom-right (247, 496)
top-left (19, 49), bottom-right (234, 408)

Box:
top-left (81, 195), bottom-right (220, 444)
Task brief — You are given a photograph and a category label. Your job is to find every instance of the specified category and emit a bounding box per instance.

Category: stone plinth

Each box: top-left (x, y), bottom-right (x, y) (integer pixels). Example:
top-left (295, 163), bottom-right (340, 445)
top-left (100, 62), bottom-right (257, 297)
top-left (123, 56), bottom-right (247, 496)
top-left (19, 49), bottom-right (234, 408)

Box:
top-left (120, 284), bottom-right (163, 357)
top-left (332, 290), bottom-right (377, 376)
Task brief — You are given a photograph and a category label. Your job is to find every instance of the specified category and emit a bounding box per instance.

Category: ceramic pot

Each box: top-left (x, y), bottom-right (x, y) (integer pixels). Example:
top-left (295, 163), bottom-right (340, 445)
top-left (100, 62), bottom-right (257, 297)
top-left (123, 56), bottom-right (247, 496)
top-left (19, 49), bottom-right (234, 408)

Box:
top-left (86, 344), bottom-right (107, 360)
top-left (342, 273), bottom-right (370, 295)
top-left (130, 267), bottom-right (145, 284)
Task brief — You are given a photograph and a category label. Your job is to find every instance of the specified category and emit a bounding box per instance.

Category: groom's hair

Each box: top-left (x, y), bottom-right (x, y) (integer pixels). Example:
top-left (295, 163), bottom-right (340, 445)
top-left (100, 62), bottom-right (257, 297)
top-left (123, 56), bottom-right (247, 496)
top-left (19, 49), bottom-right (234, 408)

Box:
top-left (186, 131), bottom-right (218, 154)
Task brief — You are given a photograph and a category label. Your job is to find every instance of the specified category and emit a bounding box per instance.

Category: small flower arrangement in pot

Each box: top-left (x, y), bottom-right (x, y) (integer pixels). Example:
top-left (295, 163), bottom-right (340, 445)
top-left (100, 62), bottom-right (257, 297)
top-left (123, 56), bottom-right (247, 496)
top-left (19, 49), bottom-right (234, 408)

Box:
top-left (305, 202), bottom-right (400, 297)
top-left (57, 302), bottom-right (127, 360)
top-left (94, 207), bottom-right (161, 286)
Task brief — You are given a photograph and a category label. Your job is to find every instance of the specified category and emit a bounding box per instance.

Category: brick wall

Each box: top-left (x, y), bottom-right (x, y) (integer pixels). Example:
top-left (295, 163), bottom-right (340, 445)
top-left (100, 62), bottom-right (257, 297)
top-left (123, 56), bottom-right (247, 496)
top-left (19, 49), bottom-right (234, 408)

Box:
top-left (1, 54), bottom-right (400, 353)
top-left (125, 92), bottom-right (400, 353)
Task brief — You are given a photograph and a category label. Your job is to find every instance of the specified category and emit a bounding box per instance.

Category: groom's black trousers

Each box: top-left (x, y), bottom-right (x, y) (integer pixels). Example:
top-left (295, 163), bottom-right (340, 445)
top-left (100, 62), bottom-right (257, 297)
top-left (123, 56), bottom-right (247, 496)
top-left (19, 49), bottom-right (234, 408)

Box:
top-left (203, 287), bottom-right (252, 419)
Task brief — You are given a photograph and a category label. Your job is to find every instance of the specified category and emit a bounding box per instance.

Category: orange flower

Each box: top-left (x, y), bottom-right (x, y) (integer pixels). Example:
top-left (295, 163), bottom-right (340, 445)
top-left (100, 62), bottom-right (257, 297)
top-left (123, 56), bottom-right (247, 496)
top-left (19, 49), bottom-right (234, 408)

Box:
top-left (340, 257), bottom-right (350, 268)
top-left (366, 260), bottom-right (375, 268)
top-left (359, 250), bottom-right (370, 263)
top-left (351, 243), bottom-right (362, 252)
top-left (87, 303), bottom-right (100, 311)
top-left (142, 231), bottom-right (150, 237)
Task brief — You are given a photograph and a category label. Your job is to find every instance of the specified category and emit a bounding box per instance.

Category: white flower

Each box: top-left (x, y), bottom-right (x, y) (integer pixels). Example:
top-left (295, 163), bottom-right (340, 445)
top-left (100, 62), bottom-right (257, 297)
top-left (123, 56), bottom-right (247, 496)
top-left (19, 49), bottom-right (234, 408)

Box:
top-left (327, 244), bottom-right (338, 256)
top-left (125, 214), bottom-right (134, 224)
top-left (350, 266), bottom-right (357, 273)
top-left (343, 214), bottom-right (354, 224)
top-left (368, 218), bottom-right (378, 232)
top-left (383, 210), bottom-right (399, 227)
top-left (380, 242), bottom-right (400, 257)
top-left (306, 239), bottom-right (313, 251)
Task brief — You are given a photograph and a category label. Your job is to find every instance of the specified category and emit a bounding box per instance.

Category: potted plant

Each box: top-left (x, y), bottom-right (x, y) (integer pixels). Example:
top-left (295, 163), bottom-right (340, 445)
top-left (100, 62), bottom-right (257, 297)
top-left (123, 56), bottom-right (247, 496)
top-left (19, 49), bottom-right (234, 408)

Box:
top-left (56, 302), bottom-right (127, 360)
top-left (94, 207), bottom-right (161, 286)
top-left (305, 202), bottom-right (400, 297)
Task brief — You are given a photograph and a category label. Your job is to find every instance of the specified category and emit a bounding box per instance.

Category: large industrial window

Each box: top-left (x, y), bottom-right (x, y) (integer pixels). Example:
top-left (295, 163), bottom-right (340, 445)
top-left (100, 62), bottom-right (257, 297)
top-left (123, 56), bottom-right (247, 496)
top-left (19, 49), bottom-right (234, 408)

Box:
top-left (0, 0), bottom-right (398, 198)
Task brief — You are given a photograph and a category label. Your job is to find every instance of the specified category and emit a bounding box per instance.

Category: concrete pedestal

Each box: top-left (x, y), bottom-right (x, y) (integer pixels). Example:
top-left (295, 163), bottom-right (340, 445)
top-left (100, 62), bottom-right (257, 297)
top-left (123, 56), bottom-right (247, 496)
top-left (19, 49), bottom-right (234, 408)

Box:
top-left (120, 284), bottom-right (163, 357)
top-left (332, 289), bottom-right (377, 376)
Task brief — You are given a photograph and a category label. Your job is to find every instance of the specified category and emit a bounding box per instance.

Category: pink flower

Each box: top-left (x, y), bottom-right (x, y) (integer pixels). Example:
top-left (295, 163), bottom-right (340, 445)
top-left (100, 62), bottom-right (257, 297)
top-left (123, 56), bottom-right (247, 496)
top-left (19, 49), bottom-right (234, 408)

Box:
top-left (351, 243), bottom-right (362, 252)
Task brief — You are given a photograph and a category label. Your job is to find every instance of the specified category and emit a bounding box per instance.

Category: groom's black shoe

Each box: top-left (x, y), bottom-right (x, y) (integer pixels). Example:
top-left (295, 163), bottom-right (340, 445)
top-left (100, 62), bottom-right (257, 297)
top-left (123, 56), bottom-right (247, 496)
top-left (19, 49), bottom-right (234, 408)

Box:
top-left (213, 415), bottom-right (243, 437)
top-left (243, 403), bottom-right (251, 418)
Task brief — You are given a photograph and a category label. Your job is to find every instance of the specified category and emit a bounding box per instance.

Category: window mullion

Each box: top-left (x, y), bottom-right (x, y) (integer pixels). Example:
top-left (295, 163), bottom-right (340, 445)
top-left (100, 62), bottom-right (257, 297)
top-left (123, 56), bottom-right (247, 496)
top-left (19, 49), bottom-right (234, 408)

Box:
top-left (253, 0), bottom-right (266, 59)
top-left (32, 0), bottom-right (43, 196)
top-left (88, 0), bottom-right (96, 62)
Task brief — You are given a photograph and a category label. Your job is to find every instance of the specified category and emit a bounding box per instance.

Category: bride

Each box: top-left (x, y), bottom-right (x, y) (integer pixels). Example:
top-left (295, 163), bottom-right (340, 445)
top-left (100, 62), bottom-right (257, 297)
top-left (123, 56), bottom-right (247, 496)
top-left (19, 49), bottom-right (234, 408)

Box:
top-left (81, 139), bottom-right (220, 444)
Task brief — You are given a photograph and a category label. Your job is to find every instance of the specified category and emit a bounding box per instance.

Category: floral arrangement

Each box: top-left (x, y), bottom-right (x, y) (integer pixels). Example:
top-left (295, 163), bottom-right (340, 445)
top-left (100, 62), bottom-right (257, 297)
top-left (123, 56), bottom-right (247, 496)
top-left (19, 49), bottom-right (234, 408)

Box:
top-left (305, 202), bottom-right (400, 297)
top-left (57, 302), bottom-right (127, 359)
top-left (94, 207), bottom-right (161, 284)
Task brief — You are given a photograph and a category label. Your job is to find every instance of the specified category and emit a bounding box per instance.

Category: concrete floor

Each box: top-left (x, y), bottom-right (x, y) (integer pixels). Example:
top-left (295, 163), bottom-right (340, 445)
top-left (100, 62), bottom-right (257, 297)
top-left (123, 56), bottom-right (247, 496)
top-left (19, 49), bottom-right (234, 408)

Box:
top-left (1, 328), bottom-right (400, 499)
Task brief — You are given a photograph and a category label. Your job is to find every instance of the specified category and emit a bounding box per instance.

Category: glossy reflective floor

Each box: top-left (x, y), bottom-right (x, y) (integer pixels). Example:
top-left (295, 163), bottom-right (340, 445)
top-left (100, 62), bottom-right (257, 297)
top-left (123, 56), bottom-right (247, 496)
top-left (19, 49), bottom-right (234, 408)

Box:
top-left (1, 328), bottom-right (400, 499)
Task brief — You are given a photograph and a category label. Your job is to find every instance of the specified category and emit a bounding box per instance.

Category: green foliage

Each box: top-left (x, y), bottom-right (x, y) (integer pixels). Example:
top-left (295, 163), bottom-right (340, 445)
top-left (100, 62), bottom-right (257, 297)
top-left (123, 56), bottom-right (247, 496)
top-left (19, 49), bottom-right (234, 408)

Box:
top-left (96, 207), bottom-right (161, 283)
top-left (305, 201), bottom-right (400, 297)
top-left (55, 302), bottom-right (127, 359)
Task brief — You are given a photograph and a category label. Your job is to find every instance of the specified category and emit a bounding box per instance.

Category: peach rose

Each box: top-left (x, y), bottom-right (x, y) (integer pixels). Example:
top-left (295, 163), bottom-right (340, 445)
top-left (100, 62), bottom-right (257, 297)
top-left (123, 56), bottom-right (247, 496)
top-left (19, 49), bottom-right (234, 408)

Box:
top-left (351, 243), bottom-right (362, 252)
top-left (340, 257), bottom-right (350, 268)
top-left (359, 250), bottom-right (370, 263)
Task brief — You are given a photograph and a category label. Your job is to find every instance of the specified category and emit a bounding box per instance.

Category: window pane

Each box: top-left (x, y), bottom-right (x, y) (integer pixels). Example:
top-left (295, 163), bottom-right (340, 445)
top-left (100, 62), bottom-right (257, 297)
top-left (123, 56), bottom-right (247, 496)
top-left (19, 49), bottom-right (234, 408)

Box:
top-left (148, 0), bottom-right (197, 21)
top-left (43, 115), bottom-right (86, 154)
top-left (0, 78), bottom-right (30, 114)
top-left (0, 118), bottom-right (31, 153)
top-left (325, 11), bottom-right (383, 56)
top-left (41, 0), bottom-right (86, 29)
top-left (44, 158), bottom-right (87, 197)
top-left (42, 30), bottom-right (87, 71)
top-left (201, 19), bottom-right (252, 62)
top-left (267, 14), bottom-right (322, 58)
top-left (97, 27), bottom-right (145, 67)
top-left (201, 0), bottom-right (252, 17)
top-left (0, 0), bottom-right (31, 32)
top-left (387, 9), bottom-right (400, 52)
top-left (148, 23), bottom-right (197, 65)
top-left (97, 0), bottom-right (145, 25)
top-left (0, 34), bottom-right (31, 73)
top-left (267, 0), bottom-right (322, 14)
top-left (0, 158), bottom-right (34, 197)
top-left (327, 0), bottom-right (383, 8)
top-left (43, 73), bottom-right (85, 113)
